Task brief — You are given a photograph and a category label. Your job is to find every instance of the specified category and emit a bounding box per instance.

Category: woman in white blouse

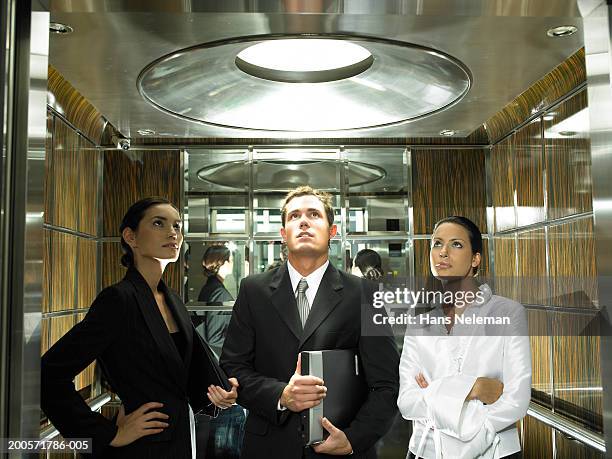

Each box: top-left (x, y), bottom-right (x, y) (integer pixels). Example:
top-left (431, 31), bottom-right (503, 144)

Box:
top-left (398, 216), bottom-right (531, 459)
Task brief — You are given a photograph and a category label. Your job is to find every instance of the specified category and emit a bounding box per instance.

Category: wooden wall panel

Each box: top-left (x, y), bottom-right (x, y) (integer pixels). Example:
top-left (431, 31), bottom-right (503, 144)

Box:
top-left (491, 137), bottom-right (516, 232)
top-left (42, 229), bottom-right (52, 313)
top-left (484, 49), bottom-right (586, 143)
top-left (411, 149), bottom-right (487, 234)
top-left (51, 117), bottom-right (80, 231)
top-left (545, 89), bottom-right (593, 220)
top-left (529, 310), bottom-right (552, 405)
top-left (47, 65), bottom-right (117, 145)
top-left (492, 235), bottom-right (517, 300)
top-left (74, 313), bottom-right (96, 391)
top-left (40, 318), bottom-right (50, 356)
top-left (77, 144), bottom-right (99, 236)
top-left (548, 219), bottom-right (598, 308)
top-left (50, 232), bottom-right (77, 312)
top-left (515, 119), bottom-right (545, 227)
top-left (521, 415), bottom-right (553, 459)
top-left (101, 242), bottom-right (124, 290)
top-left (517, 229), bottom-right (547, 305)
top-left (77, 238), bottom-right (97, 308)
top-left (44, 112), bottom-right (54, 224)
top-left (101, 241), bottom-right (181, 292)
top-left (553, 314), bottom-right (603, 433)
top-left (556, 432), bottom-right (604, 459)
top-left (102, 149), bottom-right (181, 237)
top-left (49, 315), bottom-right (75, 348)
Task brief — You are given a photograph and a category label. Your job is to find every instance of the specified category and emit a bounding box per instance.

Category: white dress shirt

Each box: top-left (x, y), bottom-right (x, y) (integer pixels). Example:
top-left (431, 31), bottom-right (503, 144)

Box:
top-left (286, 259), bottom-right (329, 308)
top-left (397, 284), bottom-right (531, 459)
top-left (277, 259), bottom-right (329, 411)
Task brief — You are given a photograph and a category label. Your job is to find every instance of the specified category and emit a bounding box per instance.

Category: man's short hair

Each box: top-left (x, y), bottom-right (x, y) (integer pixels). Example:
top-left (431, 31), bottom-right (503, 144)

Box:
top-left (280, 186), bottom-right (335, 227)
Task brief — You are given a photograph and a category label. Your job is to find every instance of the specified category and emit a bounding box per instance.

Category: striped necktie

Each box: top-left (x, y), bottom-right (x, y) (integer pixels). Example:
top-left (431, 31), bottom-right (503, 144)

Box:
top-left (296, 278), bottom-right (310, 327)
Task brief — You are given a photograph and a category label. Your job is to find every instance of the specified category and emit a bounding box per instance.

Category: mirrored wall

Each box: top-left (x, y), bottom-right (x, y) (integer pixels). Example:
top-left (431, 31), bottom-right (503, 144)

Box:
top-left (183, 147), bottom-right (411, 305)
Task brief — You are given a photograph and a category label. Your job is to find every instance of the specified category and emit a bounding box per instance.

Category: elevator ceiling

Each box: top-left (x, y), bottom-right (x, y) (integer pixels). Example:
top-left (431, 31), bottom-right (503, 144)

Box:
top-left (46, 0), bottom-right (584, 139)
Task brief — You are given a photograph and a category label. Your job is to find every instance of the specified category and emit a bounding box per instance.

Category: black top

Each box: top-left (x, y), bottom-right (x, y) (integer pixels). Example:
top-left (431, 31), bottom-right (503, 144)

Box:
top-left (171, 330), bottom-right (187, 362)
top-left (41, 267), bottom-right (220, 458)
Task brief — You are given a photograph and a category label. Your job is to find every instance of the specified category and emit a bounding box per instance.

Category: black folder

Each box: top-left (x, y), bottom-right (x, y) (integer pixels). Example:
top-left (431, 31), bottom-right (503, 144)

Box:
top-left (301, 349), bottom-right (368, 445)
top-left (190, 327), bottom-right (232, 414)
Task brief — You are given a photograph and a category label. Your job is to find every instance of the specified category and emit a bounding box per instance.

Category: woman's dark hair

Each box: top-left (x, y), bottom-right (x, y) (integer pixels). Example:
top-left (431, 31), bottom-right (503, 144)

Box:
top-left (354, 249), bottom-right (383, 280)
top-left (202, 245), bottom-right (231, 277)
top-left (119, 197), bottom-right (179, 268)
top-left (433, 216), bottom-right (483, 275)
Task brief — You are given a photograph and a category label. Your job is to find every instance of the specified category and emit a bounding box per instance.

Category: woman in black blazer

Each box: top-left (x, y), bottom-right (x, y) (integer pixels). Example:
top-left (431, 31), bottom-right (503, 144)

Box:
top-left (41, 197), bottom-right (239, 458)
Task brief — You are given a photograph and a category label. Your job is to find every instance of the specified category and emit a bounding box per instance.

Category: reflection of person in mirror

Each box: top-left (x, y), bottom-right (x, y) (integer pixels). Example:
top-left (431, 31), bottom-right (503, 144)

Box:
top-left (198, 244), bottom-right (234, 357)
top-left (41, 197), bottom-right (237, 458)
top-left (398, 216), bottom-right (531, 459)
top-left (351, 248), bottom-right (383, 281)
top-left (220, 185), bottom-right (399, 459)
top-left (195, 244), bottom-right (246, 459)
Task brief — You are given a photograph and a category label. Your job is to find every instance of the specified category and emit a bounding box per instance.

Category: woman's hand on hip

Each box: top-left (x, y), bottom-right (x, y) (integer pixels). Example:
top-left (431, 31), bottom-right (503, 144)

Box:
top-left (110, 402), bottom-right (168, 447)
top-left (208, 377), bottom-right (239, 409)
top-left (468, 377), bottom-right (504, 404)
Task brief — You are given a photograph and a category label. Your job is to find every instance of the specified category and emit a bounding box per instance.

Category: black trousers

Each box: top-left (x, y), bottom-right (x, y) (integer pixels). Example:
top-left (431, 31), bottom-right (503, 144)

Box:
top-left (408, 452), bottom-right (522, 459)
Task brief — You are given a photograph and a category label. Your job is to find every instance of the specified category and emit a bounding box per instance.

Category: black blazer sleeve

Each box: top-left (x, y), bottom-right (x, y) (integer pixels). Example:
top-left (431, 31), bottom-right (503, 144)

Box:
top-left (343, 280), bottom-right (400, 454)
top-left (219, 278), bottom-right (287, 425)
top-left (41, 287), bottom-right (124, 451)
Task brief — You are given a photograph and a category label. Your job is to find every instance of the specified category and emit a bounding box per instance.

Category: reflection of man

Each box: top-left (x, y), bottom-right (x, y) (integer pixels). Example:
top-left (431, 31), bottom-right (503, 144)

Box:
top-left (220, 186), bottom-right (399, 458)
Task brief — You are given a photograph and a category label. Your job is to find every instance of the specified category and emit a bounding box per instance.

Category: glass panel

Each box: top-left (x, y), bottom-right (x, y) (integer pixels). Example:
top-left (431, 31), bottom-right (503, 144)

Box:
top-left (346, 240), bottom-right (410, 279)
top-left (184, 240), bottom-right (249, 303)
top-left (186, 149), bottom-right (249, 234)
top-left (346, 148), bottom-right (408, 234)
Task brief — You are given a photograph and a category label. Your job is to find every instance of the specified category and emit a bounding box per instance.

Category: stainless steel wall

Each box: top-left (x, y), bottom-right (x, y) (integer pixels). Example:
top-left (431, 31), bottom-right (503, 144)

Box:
top-left (582, 2), bottom-right (612, 458)
top-left (0, 0), bottom-right (47, 444)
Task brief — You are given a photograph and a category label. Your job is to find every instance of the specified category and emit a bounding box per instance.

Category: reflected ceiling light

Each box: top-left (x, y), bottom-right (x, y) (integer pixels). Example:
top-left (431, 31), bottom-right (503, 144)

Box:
top-left (49, 22), bottom-right (73, 34)
top-left (439, 129), bottom-right (456, 136)
top-left (137, 128), bottom-right (156, 136)
top-left (197, 160), bottom-right (385, 190)
top-left (235, 39), bottom-right (374, 83)
top-left (544, 108), bottom-right (588, 138)
top-left (546, 25), bottom-right (577, 37)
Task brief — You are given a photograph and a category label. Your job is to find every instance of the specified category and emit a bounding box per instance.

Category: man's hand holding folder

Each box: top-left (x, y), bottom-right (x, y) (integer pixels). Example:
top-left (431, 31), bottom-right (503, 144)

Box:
top-left (280, 355), bottom-right (327, 412)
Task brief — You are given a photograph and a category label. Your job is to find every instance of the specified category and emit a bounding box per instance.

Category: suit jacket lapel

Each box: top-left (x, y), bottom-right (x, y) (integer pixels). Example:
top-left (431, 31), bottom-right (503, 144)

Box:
top-left (269, 263), bottom-right (302, 341)
top-left (125, 268), bottom-right (186, 390)
top-left (299, 263), bottom-right (343, 348)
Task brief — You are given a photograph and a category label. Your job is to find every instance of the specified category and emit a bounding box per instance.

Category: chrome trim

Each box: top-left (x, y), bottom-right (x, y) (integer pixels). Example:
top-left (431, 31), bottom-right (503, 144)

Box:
top-left (1, 5), bottom-right (48, 441)
top-left (186, 303), bottom-right (235, 313)
top-left (306, 351), bottom-right (324, 444)
top-left (527, 402), bottom-right (606, 453)
top-left (46, 105), bottom-right (98, 147)
top-left (582, 2), bottom-right (612, 457)
top-left (40, 393), bottom-right (112, 441)
top-left (493, 212), bottom-right (593, 236)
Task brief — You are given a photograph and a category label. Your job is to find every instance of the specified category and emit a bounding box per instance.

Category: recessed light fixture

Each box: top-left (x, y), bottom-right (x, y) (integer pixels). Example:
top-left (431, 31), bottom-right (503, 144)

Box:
top-left (547, 25), bottom-right (578, 38)
top-left (440, 129), bottom-right (456, 136)
top-left (137, 129), bottom-right (156, 136)
top-left (543, 114), bottom-right (555, 121)
top-left (49, 22), bottom-right (73, 34)
top-left (235, 39), bottom-right (374, 83)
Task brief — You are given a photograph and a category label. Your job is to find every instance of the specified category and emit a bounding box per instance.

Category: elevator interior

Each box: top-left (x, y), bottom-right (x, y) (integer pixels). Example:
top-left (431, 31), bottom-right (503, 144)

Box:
top-left (3, 1), bottom-right (610, 458)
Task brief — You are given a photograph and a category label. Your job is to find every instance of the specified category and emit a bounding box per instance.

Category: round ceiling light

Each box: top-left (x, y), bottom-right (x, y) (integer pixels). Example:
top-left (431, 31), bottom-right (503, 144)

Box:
top-left (197, 160), bottom-right (386, 190)
top-left (546, 26), bottom-right (578, 38)
top-left (138, 35), bottom-right (471, 132)
top-left (235, 39), bottom-right (374, 83)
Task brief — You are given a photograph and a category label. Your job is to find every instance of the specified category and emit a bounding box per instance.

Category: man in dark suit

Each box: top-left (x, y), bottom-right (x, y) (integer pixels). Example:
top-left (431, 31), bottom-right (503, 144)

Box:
top-left (220, 186), bottom-right (399, 458)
